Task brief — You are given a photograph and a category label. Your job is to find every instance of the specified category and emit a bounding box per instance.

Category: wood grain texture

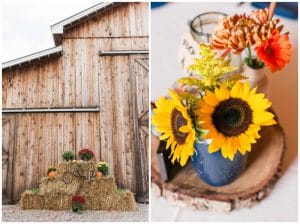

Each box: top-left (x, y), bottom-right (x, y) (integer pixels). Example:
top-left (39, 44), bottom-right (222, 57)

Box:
top-left (2, 116), bottom-right (10, 203)
top-left (2, 2), bottom-right (149, 203)
top-left (1, 115), bottom-right (17, 203)
top-left (151, 125), bottom-right (285, 212)
top-left (130, 56), bottom-right (149, 200)
top-left (64, 3), bottom-right (148, 38)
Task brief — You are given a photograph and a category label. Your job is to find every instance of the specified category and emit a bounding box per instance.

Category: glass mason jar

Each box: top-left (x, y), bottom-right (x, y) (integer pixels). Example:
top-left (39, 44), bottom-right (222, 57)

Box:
top-left (178, 12), bottom-right (242, 76)
top-left (189, 12), bottom-right (227, 44)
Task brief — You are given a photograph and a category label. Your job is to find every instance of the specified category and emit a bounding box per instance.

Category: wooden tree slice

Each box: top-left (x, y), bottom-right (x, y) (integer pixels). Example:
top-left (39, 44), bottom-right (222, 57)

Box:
top-left (151, 125), bottom-right (285, 212)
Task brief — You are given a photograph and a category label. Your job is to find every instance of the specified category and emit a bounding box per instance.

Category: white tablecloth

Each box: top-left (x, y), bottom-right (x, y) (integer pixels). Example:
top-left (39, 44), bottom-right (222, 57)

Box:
top-left (151, 2), bottom-right (298, 222)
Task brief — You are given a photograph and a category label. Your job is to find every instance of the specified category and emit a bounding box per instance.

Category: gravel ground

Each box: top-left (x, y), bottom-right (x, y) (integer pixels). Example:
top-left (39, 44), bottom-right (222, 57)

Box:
top-left (2, 203), bottom-right (148, 222)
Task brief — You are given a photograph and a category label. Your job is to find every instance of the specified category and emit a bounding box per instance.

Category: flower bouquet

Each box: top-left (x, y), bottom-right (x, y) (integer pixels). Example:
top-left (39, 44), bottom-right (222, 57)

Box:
top-left (152, 43), bottom-right (278, 186)
top-left (71, 195), bottom-right (85, 213)
top-left (78, 148), bottom-right (95, 161)
top-left (62, 151), bottom-right (75, 162)
top-left (212, 6), bottom-right (291, 93)
top-left (96, 161), bottom-right (109, 176)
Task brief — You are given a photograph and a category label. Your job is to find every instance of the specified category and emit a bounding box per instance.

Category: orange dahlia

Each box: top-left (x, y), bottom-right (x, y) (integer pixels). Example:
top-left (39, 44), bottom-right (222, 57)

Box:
top-left (255, 32), bottom-right (291, 72)
top-left (211, 8), bottom-right (282, 53)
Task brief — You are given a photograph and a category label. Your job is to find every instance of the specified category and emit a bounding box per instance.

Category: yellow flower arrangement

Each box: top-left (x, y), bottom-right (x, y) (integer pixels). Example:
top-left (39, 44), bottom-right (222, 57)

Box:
top-left (152, 43), bottom-right (277, 165)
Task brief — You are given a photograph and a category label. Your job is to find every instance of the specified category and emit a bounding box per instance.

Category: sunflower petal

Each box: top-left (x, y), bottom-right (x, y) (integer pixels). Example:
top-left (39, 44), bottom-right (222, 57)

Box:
top-left (230, 81), bottom-right (242, 98)
top-left (248, 93), bottom-right (272, 111)
top-left (221, 138), bottom-right (230, 159)
top-left (166, 139), bottom-right (172, 149)
top-left (199, 104), bottom-right (214, 114)
top-left (253, 110), bottom-right (275, 125)
top-left (169, 90), bottom-right (181, 103)
top-left (215, 85), bottom-right (230, 101)
top-left (236, 137), bottom-right (247, 155)
top-left (261, 119), bottom-right (277, 126)
top-left (208, 140), bottom-right (220, 153)
top-left (179, 125), bottom-right (190, 133)
top-left (204, 90), bottom-right (219, 106)
top-left (159, 133), bottom-right (169, 140)
top-left (180, 144), bottom-right (194, 166)
top-left (171, 142), bottom-right (176, 154)
top-left (154, 97), bottom-right (171, 110)
top-left (240, 134), bottom-right (251, 152)
top-left (227, 151), bottom-right (235, 161)
top-left (241, 81), bottom-right (251, 100)
top-left (246, 124), bottom-right (261, 139)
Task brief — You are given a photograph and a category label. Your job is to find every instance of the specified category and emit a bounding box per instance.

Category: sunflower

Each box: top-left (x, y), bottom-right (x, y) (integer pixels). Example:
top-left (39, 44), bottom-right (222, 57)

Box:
top-left (197, 81), bottom-right (277, 160)
top-left (255, 31), bottom-right (291, 72)
top-left (152, 90), bottom-right (196, 166)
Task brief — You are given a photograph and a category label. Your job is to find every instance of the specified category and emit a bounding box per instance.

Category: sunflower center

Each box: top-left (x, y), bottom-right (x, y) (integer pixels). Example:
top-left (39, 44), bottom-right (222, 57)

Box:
top-left (171, 109), bottom-right (188, 144)
top-left (212, 98), bottom-right (252, 137)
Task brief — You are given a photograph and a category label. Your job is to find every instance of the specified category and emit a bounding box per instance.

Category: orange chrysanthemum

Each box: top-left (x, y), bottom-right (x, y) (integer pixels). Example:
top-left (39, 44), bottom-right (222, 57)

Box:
top-left (255, 32), bottom-right (291, 72)
top-left (211, 8), bottom-right (283, 53)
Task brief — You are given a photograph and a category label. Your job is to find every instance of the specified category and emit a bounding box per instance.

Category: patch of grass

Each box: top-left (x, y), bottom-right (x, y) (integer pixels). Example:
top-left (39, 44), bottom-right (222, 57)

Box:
top-left (117, 188), bottom-right (127, 193)
top-left (31, 188), bottom-right (40, 194)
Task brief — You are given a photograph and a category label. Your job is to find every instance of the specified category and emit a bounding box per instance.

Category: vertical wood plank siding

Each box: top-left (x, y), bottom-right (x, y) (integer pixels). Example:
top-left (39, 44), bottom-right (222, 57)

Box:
top-left (2, 2), bottom-right (148, 203)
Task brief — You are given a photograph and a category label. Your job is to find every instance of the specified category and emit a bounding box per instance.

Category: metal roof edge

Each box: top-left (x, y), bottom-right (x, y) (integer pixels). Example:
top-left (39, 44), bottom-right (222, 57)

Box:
top-left (50, 2), bottom-right (115, 34)
top-left (2, 46), bottom-right (62, 70)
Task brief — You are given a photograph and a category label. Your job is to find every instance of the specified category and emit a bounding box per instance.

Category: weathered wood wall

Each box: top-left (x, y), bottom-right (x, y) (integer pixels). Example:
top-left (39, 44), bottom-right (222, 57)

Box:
top-left (2, 112), bottom-right (100, 202)
top-left (2, 2), bottom-right (149, 203)
top-left (2, 57), bottom-right (63, 108)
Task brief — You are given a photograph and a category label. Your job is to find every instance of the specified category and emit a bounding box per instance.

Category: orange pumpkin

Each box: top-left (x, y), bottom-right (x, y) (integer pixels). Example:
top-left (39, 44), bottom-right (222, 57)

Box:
top-left (97, 171), bottom-right (102, 177)
top-left (48, 171), bottom-right (56, 179)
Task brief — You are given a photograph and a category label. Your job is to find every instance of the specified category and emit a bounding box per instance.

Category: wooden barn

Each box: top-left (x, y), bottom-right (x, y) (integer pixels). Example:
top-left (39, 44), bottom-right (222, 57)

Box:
top-left (2, 2), bottom-right (149, 204)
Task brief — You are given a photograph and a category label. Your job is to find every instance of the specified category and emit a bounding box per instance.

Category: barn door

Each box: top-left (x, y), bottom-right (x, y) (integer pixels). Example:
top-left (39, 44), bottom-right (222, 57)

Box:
top-left (130, 56), bottom-right (149, 202)
top-left (2, 114), bottom-right (16, 204)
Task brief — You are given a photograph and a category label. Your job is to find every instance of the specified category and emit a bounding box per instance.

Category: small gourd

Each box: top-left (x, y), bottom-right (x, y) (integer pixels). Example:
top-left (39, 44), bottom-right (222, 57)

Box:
top-left (97, 171), bottom-right (102, 177)
top-left (48, 171), bottom-right (56, 179)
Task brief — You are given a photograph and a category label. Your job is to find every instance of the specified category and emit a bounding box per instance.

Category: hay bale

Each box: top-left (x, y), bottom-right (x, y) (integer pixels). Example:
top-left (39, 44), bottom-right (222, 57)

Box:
top-left (21, 191), bottom-right (72, 210)
top-left (21, 190), bottom-right (44, 210)
top-left (21, 160), bottom-right (137, 211)
top-left (57, 160), bottom-right (97, 178)
top-left (43, 192), bottom-right (72, 210)
top-left (39, 177), bottom-right (80, 195)
top-left (40, 176), bottom-right (117, 196)
top-left (83, 191), bottom-right (137, 211)
top-left (114, 191), bottom-right (137, 211)
top-left (21, 189), bottom-right (137, 211)
top-left (78, 176), bottom-right (117, 196)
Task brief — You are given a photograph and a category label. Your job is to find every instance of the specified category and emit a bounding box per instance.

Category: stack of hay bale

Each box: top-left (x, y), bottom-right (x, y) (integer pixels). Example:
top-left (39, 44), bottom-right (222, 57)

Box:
top-left (21, 161), bottom-right (137, 211)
